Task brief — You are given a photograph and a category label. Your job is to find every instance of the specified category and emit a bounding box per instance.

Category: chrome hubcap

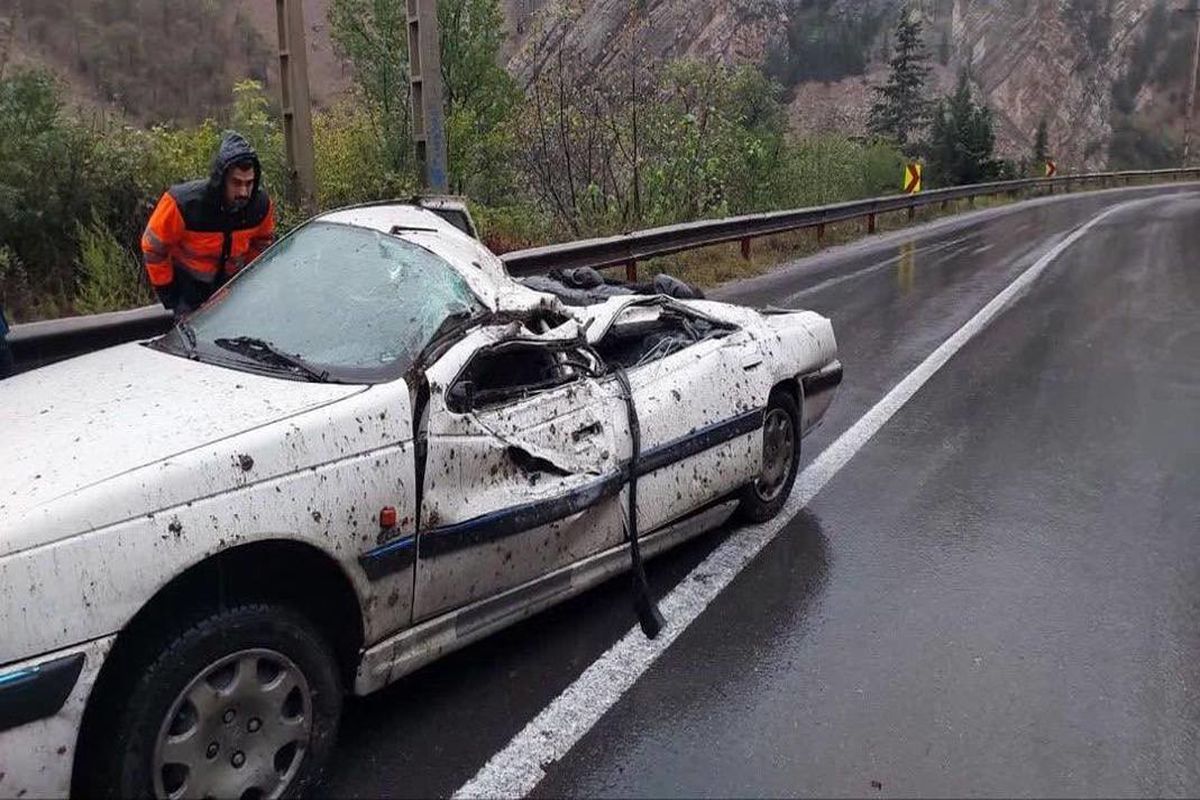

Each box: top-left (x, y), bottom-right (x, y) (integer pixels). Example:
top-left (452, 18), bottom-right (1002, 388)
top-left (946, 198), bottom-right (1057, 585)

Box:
top-left (754, 408), bottom-right (795, 503)
top-left (152, 649), bottom-right (312, 800)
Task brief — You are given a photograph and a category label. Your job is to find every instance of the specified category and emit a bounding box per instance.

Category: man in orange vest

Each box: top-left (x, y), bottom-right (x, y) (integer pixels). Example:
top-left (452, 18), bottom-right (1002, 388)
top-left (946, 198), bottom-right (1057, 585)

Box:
top-left (141, 130), bottom-right (276, 315)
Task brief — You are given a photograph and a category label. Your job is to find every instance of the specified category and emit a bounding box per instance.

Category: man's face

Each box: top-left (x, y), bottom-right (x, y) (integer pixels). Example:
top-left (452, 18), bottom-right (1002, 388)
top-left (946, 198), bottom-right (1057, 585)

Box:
top-left (224, 165), bottom-right (256, 211)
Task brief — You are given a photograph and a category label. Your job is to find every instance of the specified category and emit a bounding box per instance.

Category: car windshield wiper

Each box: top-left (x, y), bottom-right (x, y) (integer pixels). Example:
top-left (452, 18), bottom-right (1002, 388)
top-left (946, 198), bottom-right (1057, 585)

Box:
top-left (429, 308), bottom-right (485, 345)
top-left (176, 319), bottom-right (199, 359)
top-left (213, 336), bottom-right (330, 382)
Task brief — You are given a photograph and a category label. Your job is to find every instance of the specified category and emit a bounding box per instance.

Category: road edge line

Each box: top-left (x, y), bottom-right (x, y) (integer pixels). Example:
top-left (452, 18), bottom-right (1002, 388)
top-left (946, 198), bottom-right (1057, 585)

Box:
top-left (451, 197), bottom-right (1148, 799)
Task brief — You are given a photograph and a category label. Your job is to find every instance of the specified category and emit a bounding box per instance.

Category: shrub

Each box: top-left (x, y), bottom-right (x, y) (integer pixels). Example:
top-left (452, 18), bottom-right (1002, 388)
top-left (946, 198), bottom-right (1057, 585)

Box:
top-left (74, 215), bottom-right (153, 314)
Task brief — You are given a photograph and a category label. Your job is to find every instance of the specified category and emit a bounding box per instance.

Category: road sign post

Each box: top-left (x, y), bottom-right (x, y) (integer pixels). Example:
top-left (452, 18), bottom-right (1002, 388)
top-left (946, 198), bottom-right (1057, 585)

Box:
top-left (408, 0), bottom-right (450, 193)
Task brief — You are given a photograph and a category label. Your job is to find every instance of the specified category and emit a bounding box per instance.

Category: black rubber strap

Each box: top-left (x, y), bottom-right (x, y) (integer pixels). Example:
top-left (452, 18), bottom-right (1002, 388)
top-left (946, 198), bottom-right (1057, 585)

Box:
top-left (613, 366), bottom-right (665, 639)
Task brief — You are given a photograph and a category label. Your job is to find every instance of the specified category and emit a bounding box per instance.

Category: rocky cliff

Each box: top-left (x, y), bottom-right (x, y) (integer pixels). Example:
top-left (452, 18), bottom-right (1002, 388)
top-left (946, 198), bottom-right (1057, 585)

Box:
top-left (505, 0), bottom-right (1192, 169)
top-left (4, 0), bottom-right (1188, 168)
top-left (949, 0), bottom-right (1155, 168)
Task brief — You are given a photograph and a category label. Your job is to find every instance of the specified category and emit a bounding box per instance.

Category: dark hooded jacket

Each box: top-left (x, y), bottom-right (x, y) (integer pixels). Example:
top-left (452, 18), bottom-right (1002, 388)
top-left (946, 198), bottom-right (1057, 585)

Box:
top-left (141, 131), bottom-right (276, 312)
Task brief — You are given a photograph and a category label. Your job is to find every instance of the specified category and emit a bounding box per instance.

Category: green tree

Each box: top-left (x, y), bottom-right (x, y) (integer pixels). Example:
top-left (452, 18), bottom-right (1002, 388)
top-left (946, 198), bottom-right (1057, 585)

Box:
top-left (1032, 117), bottom-right (1049, 168)
top-left (868, 5), bottom-right (932, 152)
top-left (0, 68), bottom-right (147, 317)
top-left (438, 0), bottom-right (522, 202)
top-left (74, 213), bottom-right (153, 314)
top-left (328, 0), bottom-right (520, 200)
top-left (926, 71), bottom-right (1001, 186)
top-left (328, 0), bottom-right (413, 175)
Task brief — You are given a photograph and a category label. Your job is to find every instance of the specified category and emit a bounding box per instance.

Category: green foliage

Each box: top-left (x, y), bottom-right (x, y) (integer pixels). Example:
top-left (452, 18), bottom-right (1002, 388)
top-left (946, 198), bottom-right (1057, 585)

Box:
top-left (74, 214), bottom-right (152, 314)
top-left (438, 0), bottom-right (523, 203)
top-left (1033, 118), bottom-right (1050, 165)
top-left (313, 94), bottom-right (417, 208)
top-left (775, 137), bottom-right (905, 207)
top-left (0, 68), bottom-right (146, 315)
top-left (328, 0), bottom-right (414, 176)
top-left (925, 71), bottom-right (1002, 186)
top-left (868, 6), bottom-right (932, 152)
top-left (641, 61), bottom-right (789, 222)
top-left (328, 0), bottom-right (521, 202)
top-left (231, 80), bottom-right (286, 195)
top-left (4, 40), bottom-right (915, 319)
top-left (765, 1), bottom-right (888, 86)
top-left (516, 53), bottom-right (905, 239)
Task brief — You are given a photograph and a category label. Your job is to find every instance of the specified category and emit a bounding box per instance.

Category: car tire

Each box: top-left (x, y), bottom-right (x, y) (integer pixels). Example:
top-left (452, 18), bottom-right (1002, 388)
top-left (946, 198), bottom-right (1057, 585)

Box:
top-left (90, 603), bottom-right (342, 800)
top-left (737, 389), bottom-right (801, 523)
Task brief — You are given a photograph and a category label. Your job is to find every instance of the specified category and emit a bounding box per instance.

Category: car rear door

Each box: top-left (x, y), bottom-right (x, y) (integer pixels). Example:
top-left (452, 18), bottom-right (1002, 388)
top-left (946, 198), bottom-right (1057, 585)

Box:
top-left (414, 332), bottom-right (628, 621)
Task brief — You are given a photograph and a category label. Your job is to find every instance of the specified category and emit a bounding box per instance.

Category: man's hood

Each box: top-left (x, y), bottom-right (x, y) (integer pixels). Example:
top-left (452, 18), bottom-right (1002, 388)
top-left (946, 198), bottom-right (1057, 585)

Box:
top-left (208, 129), bottom-right (262, 201)
top-left (0, 343), bottom-right (363, 551)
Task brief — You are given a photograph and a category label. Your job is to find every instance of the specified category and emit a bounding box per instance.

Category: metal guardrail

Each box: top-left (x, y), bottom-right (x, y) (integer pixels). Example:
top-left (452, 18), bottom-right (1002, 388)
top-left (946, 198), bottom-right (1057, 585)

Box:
top-left (8, 168), bottom-right (1199, 373)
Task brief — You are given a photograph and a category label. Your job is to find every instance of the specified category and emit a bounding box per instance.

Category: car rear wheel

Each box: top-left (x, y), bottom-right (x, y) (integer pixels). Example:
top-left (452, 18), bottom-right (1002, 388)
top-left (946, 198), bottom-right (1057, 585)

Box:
top-left (94, 603), bottom-right (341, 799)
top-left (737, 390), bottom-right (800, 523)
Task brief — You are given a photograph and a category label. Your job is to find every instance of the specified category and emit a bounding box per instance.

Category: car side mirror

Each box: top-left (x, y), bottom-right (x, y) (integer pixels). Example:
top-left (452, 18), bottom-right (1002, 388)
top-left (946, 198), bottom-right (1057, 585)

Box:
top-left (447, 380), bottom-right (474, 412)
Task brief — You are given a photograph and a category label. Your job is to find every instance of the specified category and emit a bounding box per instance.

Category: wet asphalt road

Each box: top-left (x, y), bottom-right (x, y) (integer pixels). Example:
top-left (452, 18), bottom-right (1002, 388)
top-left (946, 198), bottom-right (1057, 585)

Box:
top-left (323, 185), bottom-right (1200, 798)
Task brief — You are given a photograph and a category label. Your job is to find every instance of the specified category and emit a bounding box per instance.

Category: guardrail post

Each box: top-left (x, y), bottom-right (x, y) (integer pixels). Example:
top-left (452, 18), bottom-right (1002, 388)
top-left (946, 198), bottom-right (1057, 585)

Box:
top-left (867, 213), bottom-right (877, 234)
top-left (625, 259), bottom-right (638, 282)
top-left (941, 200), bottom-right (949, 211)
top-left (907, 206), bottom-right (916, 222)
top-left (816, 223), bottom-right (825, 246)
top-left (740, 237), bottom-right (751, 261)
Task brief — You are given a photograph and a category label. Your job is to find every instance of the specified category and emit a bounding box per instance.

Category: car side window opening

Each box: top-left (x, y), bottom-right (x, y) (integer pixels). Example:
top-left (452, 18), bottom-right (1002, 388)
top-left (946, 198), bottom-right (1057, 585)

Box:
top-left (447, 342), bottom-right (598, 412)
top-left (593, 304), bottom-right (735, 369)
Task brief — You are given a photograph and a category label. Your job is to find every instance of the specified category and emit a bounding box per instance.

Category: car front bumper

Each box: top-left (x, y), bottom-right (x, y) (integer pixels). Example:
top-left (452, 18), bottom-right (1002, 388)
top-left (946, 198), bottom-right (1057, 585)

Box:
top-left (0, 636), bottom-right (114, 799)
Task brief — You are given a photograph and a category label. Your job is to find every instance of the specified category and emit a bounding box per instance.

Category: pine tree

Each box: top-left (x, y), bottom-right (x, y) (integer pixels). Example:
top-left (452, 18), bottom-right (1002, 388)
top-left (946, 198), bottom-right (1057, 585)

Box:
top-left (868, 5), bottom-right (932, 151)
top-left (1033, 118), bottom-right (1049, 169)
top-left (927, 71), bottom-right (1001, 186)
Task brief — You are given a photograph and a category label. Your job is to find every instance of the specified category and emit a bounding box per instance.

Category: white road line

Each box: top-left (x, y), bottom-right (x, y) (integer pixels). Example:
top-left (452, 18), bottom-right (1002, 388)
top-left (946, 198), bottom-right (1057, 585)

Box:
top-left (452, 198), bottom-right (1146, 800)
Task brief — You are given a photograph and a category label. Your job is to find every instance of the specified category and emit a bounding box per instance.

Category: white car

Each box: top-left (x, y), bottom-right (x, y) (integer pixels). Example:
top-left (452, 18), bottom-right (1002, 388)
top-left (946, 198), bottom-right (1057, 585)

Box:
top-left (0, 203), bottom-right (840, 799)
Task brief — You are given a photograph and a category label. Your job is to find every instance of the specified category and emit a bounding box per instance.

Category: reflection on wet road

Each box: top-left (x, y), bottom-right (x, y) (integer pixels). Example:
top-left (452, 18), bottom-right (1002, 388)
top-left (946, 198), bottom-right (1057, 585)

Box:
top-left (324, 185), bottom-right (1200, 798)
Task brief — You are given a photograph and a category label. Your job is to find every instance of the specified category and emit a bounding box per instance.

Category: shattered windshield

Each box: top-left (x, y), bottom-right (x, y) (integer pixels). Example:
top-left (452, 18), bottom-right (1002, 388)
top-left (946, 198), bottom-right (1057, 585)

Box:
top-left (176, 222), bottom-right (485, 381)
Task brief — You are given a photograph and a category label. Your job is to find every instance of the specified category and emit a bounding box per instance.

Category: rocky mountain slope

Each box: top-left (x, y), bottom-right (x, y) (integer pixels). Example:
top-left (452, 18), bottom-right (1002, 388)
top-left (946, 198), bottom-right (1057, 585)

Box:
top-left (2, 0), bottom-right (1189, 169)
top-left (505, 0), bottom-right (1192, 169)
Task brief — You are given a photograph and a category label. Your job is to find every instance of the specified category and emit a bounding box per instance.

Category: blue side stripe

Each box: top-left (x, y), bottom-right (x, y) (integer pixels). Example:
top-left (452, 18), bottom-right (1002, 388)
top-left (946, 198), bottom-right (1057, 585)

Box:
top-left (357, 407), bottom-right (764, 579)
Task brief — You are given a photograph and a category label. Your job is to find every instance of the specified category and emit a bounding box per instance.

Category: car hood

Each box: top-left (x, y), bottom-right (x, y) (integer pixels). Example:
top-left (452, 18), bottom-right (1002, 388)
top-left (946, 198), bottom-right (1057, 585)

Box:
top-left (0, 343), bottom-right (363, 547)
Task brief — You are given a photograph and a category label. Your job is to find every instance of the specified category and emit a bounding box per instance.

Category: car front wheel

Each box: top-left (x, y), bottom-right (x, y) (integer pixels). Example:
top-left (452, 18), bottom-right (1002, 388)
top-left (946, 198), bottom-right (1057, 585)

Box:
top-left (94, 603), bottom-right (342, 799)
top-left (737, 389), bottom-right (801, 523)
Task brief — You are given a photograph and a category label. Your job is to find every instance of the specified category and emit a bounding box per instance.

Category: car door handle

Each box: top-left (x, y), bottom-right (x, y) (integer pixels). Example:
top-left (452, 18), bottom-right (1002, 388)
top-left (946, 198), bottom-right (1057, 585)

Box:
top-left (572, 421), bottom-right (603, 442)
top-left (741, 353), bottom-right (764, 370)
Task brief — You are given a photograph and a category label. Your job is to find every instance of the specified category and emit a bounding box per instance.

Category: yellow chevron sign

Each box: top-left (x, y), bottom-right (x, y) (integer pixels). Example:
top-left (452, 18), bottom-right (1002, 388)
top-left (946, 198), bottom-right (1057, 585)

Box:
top-left (904, 162), bottom-right (922, 194)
